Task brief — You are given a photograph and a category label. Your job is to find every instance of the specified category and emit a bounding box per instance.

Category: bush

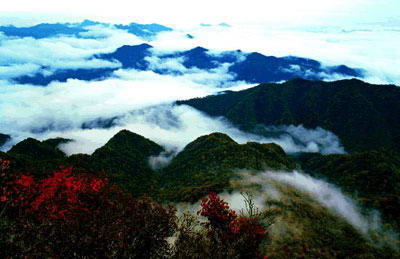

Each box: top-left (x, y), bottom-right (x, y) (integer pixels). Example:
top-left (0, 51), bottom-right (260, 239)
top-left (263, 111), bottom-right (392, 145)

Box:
top-left (0, 165), bottom-right (176, 258)
top-left (1, 160), bottom-right (269, 258)
top-left (174, 193), bottom-right (269, 259)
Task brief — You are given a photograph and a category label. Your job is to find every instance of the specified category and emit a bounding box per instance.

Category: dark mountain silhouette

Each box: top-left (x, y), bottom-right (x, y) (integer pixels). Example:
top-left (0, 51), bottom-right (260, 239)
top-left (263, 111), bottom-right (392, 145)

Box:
top-left (0, 23), bottom-right (87, 39)
top-left (115, 23), bottom-right (172, 39)
top-left (229, 53), bottom-right (361, 83)
top-left (178, 78), bottom-right (400, 152)
top-left (13, 44), bottom-right (362, 86)
top-left (0, 20), bottom-right (172, 39)
top-left (0, 134), bottom-right (11, 148)
top-left (8, 138), bottom-right (67, 160)
top-left (98, 43), bottom-right (153, 69)
top-left (15, 68), bottom-right (116, 85)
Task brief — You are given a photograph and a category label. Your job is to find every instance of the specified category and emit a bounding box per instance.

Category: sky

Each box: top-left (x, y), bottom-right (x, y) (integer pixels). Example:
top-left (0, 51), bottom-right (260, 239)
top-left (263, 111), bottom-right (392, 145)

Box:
top-left (0, 0), bottom-right (399, 27)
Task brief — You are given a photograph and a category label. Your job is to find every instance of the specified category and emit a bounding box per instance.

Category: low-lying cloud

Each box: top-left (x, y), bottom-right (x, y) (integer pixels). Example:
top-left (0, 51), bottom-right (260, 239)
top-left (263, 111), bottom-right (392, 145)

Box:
top-left (263, 125), bottom-right (345, 154)
top-left (228, 170), bottom-right (399, 249)
top-left (0, 57), bottom-right (346, 156)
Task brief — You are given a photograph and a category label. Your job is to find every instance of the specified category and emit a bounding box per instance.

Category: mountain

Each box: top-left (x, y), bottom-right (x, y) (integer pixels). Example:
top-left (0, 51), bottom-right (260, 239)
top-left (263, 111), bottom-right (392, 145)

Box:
top-left (164, 47), bottom-right (239, 69)
top-left (229, 53), bottom-right (361, 83)
top-left (15, 67), bottom-right (116, 85)
top-left (178, 78), bottom-right (400, 152)
top-left (98, 43), bottom-right (152, 69)
top-left (8, 138), bottom-right (67, 160)
top-left (0, 20), bottom-right (172, 39)
top-left (1, 130), bottom-right (295, 202)
top-left (101, 44), bottom-right (362, 80)
top-left (158, 132), bottom-right (295, 202)
top-left (2, 137), bottom-right (70, 177)
top-left (0, 134), bottom-right (11, 148)
top-left (1, 130), bottom-right (399, 256)
top-left (0, 23), bottom-right (87, 39)
top-left (89, 130), bottom-right (164, 195)
top-left (115, 23), bottom-right (172, 39)
top-left (13, 44), bottom-right (362, 86)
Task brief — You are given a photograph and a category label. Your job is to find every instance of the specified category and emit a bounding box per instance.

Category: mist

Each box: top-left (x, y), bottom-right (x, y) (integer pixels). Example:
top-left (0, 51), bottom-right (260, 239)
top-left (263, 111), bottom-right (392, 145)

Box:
top-left (226, 170), bottom-right (399, 249)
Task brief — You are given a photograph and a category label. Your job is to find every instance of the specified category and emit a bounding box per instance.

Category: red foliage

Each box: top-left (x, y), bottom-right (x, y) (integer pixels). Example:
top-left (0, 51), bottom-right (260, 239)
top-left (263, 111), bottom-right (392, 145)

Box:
top-left (198, 192), bottom-right (237, 233)
top-left (1, 166), bottom-right (115, 221)
top-left (0, 160), bottom-right (10, 171)
top-left (198, 193), bottom-right (268, 258)
top-left (0, 166), bottom-right (176, 258)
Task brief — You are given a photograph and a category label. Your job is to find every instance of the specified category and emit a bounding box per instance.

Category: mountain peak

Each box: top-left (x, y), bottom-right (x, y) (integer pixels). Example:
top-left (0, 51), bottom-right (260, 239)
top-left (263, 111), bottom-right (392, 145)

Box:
top-left (92, 130), bottom-right (164, 164)
top-left (8, 137), bottom-right (66, 160)
top-left (117, 43), bottom-right (153, 51)
top-left (188, 46), bottom-right (209, 53)
top-left (103, 129), bottom-right (161, 150)
top-left (184, 132), bottom-right (236, 151)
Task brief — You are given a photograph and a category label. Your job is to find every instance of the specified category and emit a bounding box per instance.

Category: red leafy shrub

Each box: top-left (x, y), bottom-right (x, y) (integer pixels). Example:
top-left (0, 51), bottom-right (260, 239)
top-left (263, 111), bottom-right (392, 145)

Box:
top-left (2, 166), bottom-right (114, 221)
top-left (0, 166), bottom-right (176, 258)
top-left (194, 192), bottom-right (269, 258)
top-left (198, 192), bottom-right (237, 233)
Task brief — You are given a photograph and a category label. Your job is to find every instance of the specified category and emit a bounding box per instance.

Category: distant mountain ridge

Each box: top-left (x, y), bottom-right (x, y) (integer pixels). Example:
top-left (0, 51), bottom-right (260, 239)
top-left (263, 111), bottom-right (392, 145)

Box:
top-left (0, 20), bottom-right (172, 39)
top-left (13, 43), bottom-right (363, 86)
top-left (178, 78), bottom-right (400, 152)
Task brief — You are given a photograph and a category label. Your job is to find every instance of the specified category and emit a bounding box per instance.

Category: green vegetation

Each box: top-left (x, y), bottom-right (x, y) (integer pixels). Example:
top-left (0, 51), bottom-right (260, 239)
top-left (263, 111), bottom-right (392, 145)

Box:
top-left (1, 137), bottom-right (71, 178)
top-left (158, 132), bottom-right (295, 202)
top-left (263, 186), bottom-right (395, 258)
top-left (1, 129), bottom-right (400, 257)
top-left (1, 130), bottom-right (295, 202)
top-left (90, 130), bottom-right (164, 196)
top-left (178, 78), bottom-right (400, 152)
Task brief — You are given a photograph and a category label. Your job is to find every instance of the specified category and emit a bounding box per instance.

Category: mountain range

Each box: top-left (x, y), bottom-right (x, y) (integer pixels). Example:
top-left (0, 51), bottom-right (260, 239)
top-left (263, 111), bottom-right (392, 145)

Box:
top-left (1, 128), bottom-right (399, 257)
top-left (178, 78), bottom-right (400, 153)
top-left (1, 130), bottom-right (294, 202)
top-left (12, 43), bottom-right (362, 86)
top-left (0, 20), bottom-right (172, 39)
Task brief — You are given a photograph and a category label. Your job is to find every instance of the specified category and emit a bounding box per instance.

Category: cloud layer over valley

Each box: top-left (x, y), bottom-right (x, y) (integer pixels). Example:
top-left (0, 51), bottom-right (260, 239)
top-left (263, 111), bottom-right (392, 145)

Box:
top-left (0, 18), bottom-right (398, 156)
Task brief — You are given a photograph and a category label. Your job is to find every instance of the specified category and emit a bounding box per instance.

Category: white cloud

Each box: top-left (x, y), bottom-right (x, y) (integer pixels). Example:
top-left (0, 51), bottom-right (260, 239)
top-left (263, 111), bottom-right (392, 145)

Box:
top-left (145, 56), bottom-right (188, 73)
top-left (151, 24), bottom-right (400, 85)
top-left (230, 170), bottom-right (399, 248)
top-left (0, 63), bottom-right (41, 79)
top-left (0, 67), bottom-right (345, 156)
top-left (0, 25), bottom-right (145, 77)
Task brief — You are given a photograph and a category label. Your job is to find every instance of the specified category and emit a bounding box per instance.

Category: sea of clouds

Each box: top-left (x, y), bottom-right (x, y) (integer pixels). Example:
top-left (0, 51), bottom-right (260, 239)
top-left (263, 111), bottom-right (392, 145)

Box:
top-left (0, 20), bottom-right (398, 154)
